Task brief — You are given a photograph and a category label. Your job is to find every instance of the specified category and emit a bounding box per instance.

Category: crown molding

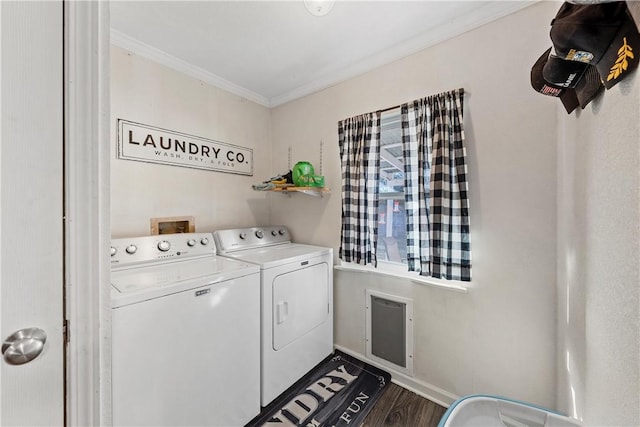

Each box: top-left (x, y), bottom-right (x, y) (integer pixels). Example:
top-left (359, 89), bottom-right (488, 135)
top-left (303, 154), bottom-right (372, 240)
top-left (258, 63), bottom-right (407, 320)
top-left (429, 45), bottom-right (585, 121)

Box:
top-left (270, 1), bottom-right (536, 107)
top-left (110, 29), bottom-right (270, 107)
top-left (111, 1), bottom-right (535, 109)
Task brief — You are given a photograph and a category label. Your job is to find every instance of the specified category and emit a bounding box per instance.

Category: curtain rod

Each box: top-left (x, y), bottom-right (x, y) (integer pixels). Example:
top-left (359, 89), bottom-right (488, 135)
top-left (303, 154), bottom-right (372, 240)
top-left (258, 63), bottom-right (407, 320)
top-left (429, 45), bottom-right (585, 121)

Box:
top-left (376, 87), bottom-right (465, 114)
top-left (378, 104), bottom-right (402, 113)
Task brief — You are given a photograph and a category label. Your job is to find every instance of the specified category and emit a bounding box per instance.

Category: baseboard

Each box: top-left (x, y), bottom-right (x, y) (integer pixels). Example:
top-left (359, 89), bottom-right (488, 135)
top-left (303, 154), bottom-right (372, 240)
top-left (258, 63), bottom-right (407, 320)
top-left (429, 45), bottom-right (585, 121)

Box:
top-left (334, 345), bottom-right (458, 408)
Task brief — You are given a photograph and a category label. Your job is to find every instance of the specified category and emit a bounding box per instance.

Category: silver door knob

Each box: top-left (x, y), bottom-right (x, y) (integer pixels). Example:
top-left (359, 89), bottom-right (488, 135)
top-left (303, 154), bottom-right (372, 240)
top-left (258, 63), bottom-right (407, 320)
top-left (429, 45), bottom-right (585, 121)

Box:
top-left (2, 327), bottom-right (47, 365)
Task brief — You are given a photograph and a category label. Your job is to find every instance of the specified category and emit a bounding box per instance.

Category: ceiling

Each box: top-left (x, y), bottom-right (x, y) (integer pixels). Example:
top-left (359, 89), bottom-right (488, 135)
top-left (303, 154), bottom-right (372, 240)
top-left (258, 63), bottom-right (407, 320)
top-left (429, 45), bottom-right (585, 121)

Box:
top-left (110, 1), bottom-right (534, 108)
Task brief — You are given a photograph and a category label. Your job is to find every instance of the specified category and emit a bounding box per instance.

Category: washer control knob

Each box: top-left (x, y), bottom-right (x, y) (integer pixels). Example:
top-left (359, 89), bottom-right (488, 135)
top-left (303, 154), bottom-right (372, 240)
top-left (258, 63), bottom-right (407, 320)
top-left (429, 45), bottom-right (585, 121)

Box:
top-left (271, 230), bottom-right (278, 236)
top-left (278, 229), bottom-right (286, 235)
top-left (255, 230), bottom-right (264, 239)
top-left (239, 232), bottom-right (247, 240)
top-left (157, 240), bottom-right (171, 252)
top-left (187, 239), bottom-right (197, 247)
top-left (201, 237), bottom-right (210, 245)
top-left (110, 247), bottom-right (117, 257)
top-left (125, 244), bottom-right (137, 255)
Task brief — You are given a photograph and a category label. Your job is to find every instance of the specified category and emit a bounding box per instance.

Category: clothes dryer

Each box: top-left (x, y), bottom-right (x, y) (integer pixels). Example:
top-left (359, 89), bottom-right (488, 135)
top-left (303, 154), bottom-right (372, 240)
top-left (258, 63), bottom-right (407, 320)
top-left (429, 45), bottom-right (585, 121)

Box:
top-left (110, 232), bottom-right (260, 426)
top-left (214, 226), bottom-right (333, 407)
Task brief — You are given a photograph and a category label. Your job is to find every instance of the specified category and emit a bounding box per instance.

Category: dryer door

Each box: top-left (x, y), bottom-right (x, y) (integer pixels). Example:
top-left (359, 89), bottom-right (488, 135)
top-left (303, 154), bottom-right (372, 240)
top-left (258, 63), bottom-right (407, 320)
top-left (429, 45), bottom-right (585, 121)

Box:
top-left (272, 262), bottom-right (329, 350)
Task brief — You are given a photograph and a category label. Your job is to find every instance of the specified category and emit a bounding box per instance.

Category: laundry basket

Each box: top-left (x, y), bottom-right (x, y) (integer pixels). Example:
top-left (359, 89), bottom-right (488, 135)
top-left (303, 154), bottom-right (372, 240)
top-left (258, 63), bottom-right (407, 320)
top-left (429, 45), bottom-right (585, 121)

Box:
top-left (438, 395), bottom-right (582, 427)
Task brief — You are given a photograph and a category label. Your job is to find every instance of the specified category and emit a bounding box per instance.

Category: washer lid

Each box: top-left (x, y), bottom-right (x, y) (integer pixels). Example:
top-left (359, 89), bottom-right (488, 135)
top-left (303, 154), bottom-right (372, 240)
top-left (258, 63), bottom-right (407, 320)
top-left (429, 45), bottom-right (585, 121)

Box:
top-left (220, 243), bottom-right (332, 269)
top-left (111, 256), bottom-right (257, 294)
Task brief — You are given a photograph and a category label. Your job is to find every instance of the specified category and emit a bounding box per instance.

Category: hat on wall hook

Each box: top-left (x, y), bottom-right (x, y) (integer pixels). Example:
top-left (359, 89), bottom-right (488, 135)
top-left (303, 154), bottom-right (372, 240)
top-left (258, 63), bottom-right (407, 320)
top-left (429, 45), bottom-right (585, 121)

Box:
top-left (549, 1), bottom-right (640, 89)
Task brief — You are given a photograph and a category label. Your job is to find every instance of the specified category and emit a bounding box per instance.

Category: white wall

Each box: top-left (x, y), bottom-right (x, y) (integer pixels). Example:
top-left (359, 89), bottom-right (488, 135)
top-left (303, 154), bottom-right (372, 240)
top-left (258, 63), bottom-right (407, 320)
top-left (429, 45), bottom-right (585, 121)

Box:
top-left (110, 46), bottom-right (273, 237)
top-left (557, 67), bottom-right (640, 424)
top-left (271, 2), bottom-right (560, 408)
top-left (109, 2), bottom-right (640, 422)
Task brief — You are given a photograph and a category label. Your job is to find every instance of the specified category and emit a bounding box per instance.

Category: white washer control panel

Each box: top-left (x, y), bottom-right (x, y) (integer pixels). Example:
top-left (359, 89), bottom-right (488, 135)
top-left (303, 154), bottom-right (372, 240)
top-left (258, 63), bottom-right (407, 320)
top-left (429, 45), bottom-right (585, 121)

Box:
top-left (111, 232), bottom-right (216, 267)
top-left (214, 226), bottom-right (290, 253)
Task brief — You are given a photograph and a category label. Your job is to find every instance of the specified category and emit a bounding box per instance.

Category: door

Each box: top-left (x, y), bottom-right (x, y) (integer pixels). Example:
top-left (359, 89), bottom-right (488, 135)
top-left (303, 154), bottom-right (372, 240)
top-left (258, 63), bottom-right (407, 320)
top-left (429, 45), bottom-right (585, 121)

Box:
top-left (0, 1), bottom-right (65, 425)
top-left (272, 262), bottom-right (329, 350)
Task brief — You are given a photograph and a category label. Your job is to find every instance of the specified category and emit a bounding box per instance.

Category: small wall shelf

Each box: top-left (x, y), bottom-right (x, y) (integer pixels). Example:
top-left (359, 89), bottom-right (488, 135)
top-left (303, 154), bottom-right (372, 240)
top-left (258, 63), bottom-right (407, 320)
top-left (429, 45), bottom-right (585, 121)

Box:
top-left (269, 186), bottom-right (330, 197)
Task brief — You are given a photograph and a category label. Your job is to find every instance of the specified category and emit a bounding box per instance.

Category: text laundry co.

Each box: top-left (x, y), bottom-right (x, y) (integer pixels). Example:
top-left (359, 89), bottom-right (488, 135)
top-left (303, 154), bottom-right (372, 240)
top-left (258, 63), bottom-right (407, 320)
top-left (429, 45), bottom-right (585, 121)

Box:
top-left (127, 131), bottom-right (246, 163)
top-left (117, 119), bottom-right (253, 175)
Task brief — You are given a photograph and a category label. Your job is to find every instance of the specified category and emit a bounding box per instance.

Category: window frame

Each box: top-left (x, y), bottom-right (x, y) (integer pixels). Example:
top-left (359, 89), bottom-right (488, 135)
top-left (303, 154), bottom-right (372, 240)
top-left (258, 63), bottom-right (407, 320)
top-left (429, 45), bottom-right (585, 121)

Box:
top-left (335, 262), bottom-right (468, 293)
top-left (337, 109), bottom-right (470, 291)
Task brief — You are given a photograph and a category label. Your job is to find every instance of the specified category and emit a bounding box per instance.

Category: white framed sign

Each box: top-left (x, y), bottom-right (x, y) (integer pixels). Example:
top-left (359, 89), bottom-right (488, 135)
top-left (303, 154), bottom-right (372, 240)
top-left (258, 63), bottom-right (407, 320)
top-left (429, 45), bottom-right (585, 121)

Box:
top-left (117, 119), bottom-right (253, 175)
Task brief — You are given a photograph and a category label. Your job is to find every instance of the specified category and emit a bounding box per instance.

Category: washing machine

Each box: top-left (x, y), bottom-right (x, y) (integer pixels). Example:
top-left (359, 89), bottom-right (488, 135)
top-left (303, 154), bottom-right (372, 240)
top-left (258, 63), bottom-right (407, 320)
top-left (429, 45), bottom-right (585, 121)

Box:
top-left (213, 226), bottom-right (333, 407)
top-left (110, 232), bottom-right (260, 426)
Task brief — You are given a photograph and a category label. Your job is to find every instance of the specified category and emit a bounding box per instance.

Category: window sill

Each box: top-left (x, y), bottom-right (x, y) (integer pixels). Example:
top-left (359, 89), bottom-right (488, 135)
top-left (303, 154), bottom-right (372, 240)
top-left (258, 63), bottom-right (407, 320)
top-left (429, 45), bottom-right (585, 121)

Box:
top-left (334, 263), bottom-right (469, 293)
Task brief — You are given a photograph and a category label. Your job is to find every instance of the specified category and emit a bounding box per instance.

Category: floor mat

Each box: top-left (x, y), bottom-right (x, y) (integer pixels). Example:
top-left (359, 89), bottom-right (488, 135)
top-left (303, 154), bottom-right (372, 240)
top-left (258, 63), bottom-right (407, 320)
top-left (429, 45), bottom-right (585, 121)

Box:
top-left (246, 350), bottom-right (391, 427)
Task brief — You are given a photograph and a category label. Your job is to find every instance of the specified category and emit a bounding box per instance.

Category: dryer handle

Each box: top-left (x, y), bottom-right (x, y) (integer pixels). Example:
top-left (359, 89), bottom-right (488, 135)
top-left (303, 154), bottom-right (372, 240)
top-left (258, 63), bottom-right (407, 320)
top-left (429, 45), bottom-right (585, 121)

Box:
top-left (276, 301), bottom-right (288, 324)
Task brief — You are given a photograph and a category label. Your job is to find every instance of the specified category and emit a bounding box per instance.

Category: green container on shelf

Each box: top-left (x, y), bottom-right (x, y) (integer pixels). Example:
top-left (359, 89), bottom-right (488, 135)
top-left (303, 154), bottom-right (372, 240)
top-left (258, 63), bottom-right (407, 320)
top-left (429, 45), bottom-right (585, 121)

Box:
top-left (297, 174), bottom-right (325, 188)
top-left (292, 161), bottom-right (314, 186)
top-left (309, 175), bottom-right (325, 188)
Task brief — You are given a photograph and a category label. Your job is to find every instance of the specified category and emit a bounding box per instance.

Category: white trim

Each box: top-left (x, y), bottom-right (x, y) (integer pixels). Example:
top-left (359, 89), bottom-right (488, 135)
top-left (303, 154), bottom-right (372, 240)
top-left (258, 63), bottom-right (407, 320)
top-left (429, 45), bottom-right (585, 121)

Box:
top-left (264, 1), bottom-right (536, 107)
top-left (110, 29), bottom-right (270, 108)
top-left (334, 345), bottom-right (458, 408)
top-left (64, 1), bottom-right (111, 425)
top-left (334, 263), bottom-right (469, 293)
top-left (110, 2), bottom-right (534, 108)
top-left (268, 2), bottom-right (536, 107)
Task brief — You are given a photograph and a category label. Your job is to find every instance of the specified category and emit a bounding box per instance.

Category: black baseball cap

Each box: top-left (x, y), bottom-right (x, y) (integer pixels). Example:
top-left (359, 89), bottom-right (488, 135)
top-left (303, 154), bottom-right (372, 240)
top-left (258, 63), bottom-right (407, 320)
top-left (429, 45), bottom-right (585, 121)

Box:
top-left (550, 1), bottom-right (640, 89)
top-left (531, 48), bottom-right (603, 113)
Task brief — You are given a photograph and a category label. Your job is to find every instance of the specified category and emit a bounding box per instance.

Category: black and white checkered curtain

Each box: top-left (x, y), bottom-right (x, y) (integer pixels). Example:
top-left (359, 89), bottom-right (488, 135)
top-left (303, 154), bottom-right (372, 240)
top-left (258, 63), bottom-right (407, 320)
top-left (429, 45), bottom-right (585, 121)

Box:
top-left (401, 88), bottom-right (472, 281)
top-left (338, 112), bottom-right (381, 266)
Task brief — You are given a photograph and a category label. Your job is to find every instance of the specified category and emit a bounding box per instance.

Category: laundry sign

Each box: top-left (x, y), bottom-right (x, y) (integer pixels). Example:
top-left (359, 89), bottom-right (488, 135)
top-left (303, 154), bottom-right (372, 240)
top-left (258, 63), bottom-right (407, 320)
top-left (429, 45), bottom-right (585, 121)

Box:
top-left (117, 119), bottom-right (253, 175)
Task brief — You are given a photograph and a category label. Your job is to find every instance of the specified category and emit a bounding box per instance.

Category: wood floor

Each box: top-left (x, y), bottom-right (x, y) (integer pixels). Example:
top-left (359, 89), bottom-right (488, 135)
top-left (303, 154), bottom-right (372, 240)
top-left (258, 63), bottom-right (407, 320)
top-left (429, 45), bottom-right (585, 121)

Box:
top-left (361, 383), bottom-right (447, 427)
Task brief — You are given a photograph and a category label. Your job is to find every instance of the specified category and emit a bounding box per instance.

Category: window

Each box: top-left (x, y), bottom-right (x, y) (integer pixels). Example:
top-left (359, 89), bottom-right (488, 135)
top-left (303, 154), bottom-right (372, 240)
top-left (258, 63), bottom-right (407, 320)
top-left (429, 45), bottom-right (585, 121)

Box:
top-left (338, 89), bottom-right (471, 282)
top-left (377, 110), bottom-right (407, 265)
